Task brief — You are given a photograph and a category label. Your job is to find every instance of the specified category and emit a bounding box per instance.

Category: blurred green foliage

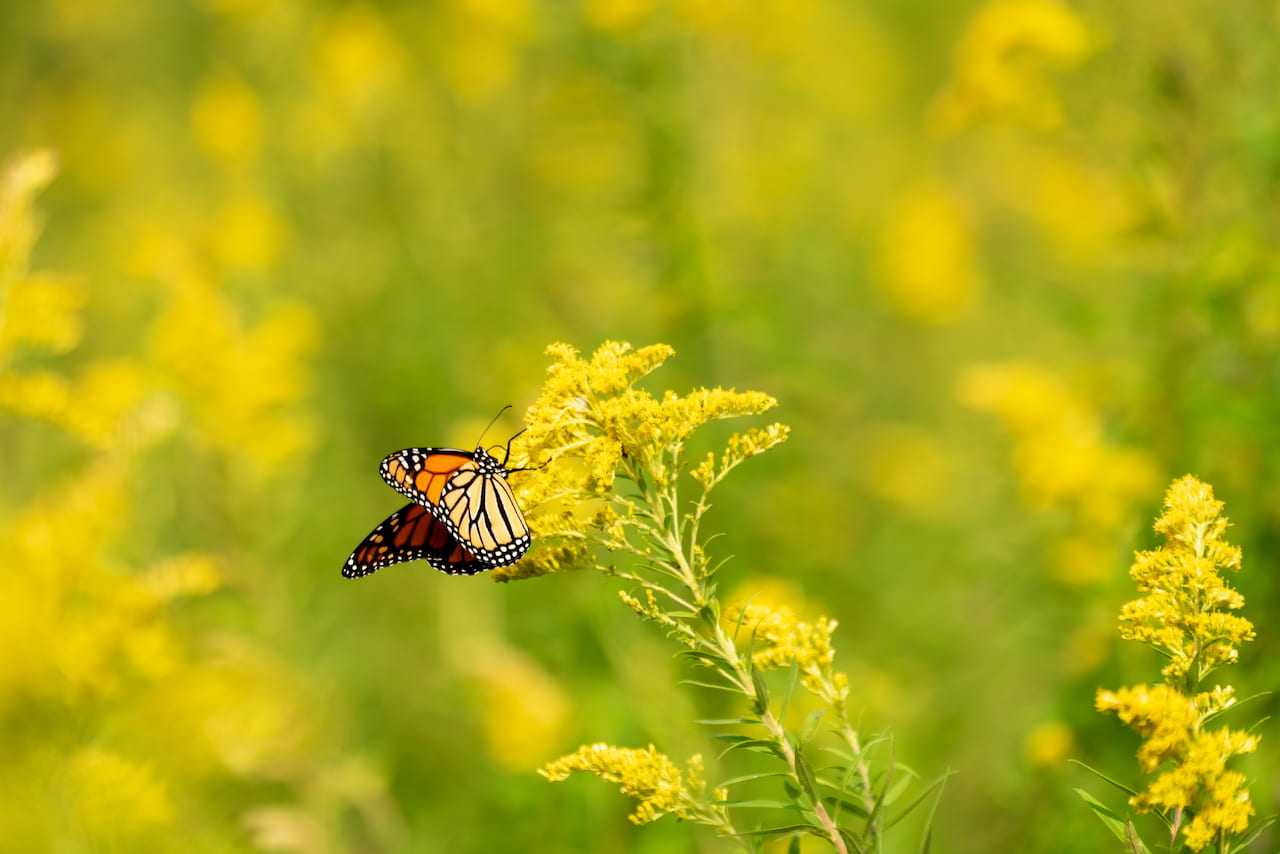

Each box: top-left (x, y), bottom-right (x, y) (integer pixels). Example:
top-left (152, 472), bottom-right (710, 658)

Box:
top-left (3, 0), bottom-right (1280, 851)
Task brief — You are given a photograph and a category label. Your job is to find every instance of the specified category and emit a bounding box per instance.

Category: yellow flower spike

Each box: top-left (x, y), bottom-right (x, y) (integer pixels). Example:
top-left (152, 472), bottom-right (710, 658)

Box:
top-left (1118, 476), bottom-right (1254, 681)
top-left (1097, 477), bottom-right (1260, 851)
top-left (539, 744), bottom-right (694, 826)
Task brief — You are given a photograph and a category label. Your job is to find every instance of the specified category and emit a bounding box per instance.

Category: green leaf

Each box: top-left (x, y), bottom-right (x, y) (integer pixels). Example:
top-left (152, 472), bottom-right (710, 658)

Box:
top-left (711, 734), bottom-right (786, 759)
top-left (750, 661), bottom-right (771, 710)
top-left (679, 678), bottom-right (741, 694)
top-left (777, 659), bottom-right (801, 721)
top-left (1229, 814), bottom-right (1277, 853)
top-left (820, 744), bottom-right (856, 763)
top-left (880, 765), bottom-right (919, 807)
top-left (714, 799), bottom-right (797, 810)
top-left (731, 593), bottom-right (760, 641)
top-left (733, 824), bottom-right (825, 838)
top-left (787, 836), bottom-right (801, 854)
top-left (882, 769), bottom-right (956, 832)
top-left (1073, 788), bottom-right (1148, 851)
top-left (716, 771), bottom-right (792, 788)
top-left (1068, 760), bottom-right (1140, 798)
top-left (821, 793), bottom-right (871, 820)
top-left (680, 649), bottom-right (727, 666)
top-left (799, 709), bottom-right (826, 745)
top-left (794, 752), bottom-right (820, 802)
top-left (914, 771), bottom-right (951, 854)
top-left (695, 718), bottom-right (762, 727)
top-left (1122, 819), bottom-right (1150, 854)
top-left (840, 828), bottom-right (871, 854)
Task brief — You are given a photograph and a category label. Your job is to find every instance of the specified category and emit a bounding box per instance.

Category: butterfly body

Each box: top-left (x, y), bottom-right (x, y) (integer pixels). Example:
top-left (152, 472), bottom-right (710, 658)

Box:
top-left (344, 443), bottom-right (530, 579)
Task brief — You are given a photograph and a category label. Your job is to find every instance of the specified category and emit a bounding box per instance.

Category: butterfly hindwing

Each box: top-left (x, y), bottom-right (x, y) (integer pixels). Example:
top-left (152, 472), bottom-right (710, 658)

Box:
top-left (342, 502), bottom-right (495, 578)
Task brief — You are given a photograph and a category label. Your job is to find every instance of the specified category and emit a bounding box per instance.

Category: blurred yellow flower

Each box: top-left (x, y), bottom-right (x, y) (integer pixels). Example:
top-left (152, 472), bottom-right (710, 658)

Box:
top-left (0, 271), bottom-right (86, 357)
top-left (584, 0), bottom-right (653, 31)
top-left (1025, 720), bottom-right (1074, 768)
top-left (208, 189), bottom-right (289, 272)
top-left (1049, 534), bottom-right (1113, 586)
top-left (311, 3), bottom-right (407, 112)
top-left (873, 184), bottom-right (984, 324)
top-left (958, 360), bottom-right (1159, 512)
top-left (861, 424), bottom-right (953, 513)
top-left (930, 0), bottom-right (1092, 134)
top-left (191, 71), bottom-right (264, 163)
top-left (1025, 150), bottom-right (1128, 259)
top-left (463, 643), bottom-right (572, 772)
top-left (0, 152), bottom-right (356, 850)
top-left (66, 747), bottom-right (174, 841)
top-left (150, 275), bottom-right (318, 468)
top-left (438, 0), bottom-right (533, 102)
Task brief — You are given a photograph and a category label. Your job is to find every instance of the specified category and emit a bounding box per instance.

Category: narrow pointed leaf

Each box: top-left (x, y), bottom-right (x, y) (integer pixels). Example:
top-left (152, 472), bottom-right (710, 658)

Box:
top-left (1122, 819), bottom-right (1150, 854)
top-left (1073, 788), bottom-right (1143, 848)
top-left (799, 709), bottom-right (826, 744)
top-left (695, 718), bottom-right (762, 727)
top-left (1068, 760), bottom-right (1140, 798)
top-left (733, 824), bottom-right (824, 838)
top-left (883, 770), bottom-right (956, 832)
top-left (795, 752), bottom-right (820, 802)
top-left (680, 679), bottom-right (742, 694)
top-left (914, 771), bottom-right (951, 854)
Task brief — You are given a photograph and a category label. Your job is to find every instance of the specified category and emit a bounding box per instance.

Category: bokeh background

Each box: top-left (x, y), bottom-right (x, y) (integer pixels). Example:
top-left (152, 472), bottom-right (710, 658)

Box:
top-left (3, 0), bottom-right (1279, 851)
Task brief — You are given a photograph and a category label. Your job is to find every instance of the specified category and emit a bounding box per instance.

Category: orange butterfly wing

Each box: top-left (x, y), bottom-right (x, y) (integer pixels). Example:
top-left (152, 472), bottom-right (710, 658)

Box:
top-left (380, 448), bottom-right (474, 506)
top-left (343, 502), bottom-right (493, 578)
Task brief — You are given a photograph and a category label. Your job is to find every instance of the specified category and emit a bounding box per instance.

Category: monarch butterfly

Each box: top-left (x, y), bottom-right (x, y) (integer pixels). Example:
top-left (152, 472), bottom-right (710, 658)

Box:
top-left (342, 418), bottom-right (532, 578)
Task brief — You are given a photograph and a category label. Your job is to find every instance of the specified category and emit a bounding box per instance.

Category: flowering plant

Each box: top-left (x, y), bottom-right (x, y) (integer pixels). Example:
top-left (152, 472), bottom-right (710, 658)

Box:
top-left (1081, 476), bottom-right (1270, 853)
top-left (506, 342), bottom-right (946, 852)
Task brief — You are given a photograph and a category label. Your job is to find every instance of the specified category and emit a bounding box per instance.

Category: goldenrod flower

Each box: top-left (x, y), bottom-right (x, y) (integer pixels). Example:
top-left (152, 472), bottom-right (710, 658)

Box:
top-left (1097, 477), bottom-right (1259, 851)
top-left (1119, 476), bottom-right (1253, 682)
top-left (728, 603), bottom-right (842, 700)
top-left (506, 341), bottom-right (785, 579)
top-left (539, 744), bottom-right (700, 825)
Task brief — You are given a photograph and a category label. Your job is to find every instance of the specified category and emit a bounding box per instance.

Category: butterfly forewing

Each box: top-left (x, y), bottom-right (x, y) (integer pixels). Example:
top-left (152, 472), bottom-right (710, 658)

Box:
top-left (380, 448), bottom-right (474, 507)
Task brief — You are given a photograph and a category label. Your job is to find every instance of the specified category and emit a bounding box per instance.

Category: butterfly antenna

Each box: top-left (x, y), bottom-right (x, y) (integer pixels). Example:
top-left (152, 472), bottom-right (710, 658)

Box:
top-left (500, 427), bottom-right (528, 466)
top-left (476, 405), bottom-right (512, 449)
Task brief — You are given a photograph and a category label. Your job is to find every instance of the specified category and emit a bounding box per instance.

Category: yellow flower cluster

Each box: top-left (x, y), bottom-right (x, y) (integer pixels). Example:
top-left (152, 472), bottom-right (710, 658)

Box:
top-left (1097, 477), bottom-right (1259, 851)
top-left (873, 183), bottom-right (985, 325)
top-left (930, 0), bottom-right (1092, 134)
top-left (1119, 476), bottom-right (1253, 681)
top-left (958, 360), bottom-right (1158, 585)
top-left (1096, 684), bottom-right (1257, 850)
top-left (539, 743), bottom-right (700, 825)
top-left (727, 603), bottom-right (843, 700)
top-left (496, 341), bottom-right (784, 580)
